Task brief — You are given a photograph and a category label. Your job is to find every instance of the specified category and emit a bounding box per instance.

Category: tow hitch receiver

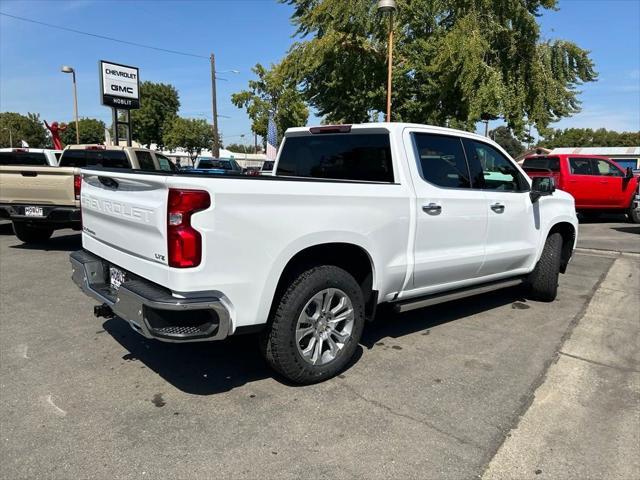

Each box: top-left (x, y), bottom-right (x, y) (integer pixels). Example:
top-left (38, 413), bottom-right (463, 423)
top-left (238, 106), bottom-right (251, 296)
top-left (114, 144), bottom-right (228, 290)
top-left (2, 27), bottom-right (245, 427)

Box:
top-left (94, 303), bottom-right (114, 319)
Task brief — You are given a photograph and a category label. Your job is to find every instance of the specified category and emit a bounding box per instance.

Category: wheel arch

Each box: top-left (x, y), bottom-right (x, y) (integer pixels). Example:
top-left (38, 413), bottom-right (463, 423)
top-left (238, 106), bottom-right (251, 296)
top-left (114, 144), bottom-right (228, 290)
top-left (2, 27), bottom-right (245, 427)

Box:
top-left (547, 221), bottom-right (576, 273)
top-left (268, 241), bottom-right (378, 322)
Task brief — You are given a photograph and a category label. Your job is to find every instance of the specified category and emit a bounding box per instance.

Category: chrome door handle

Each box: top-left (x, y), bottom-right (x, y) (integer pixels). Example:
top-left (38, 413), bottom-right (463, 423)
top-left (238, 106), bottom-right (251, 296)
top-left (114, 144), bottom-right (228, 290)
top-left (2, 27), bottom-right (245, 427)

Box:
top-left (422, 203), bottom-right (442, 215)
top-left (490, 203), bottom-right (505, 213)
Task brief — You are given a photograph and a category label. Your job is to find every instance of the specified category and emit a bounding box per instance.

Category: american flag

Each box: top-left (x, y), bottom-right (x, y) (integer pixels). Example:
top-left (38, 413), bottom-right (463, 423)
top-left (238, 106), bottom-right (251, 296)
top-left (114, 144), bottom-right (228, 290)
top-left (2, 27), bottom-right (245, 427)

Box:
top-left (266, 111), bottom-right (278, 160)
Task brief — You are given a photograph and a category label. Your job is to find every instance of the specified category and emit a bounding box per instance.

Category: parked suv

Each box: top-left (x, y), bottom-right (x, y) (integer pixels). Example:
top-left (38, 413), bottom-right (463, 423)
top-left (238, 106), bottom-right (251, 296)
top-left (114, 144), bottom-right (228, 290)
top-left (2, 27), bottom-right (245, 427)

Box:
top-left (70, 123), bottom-right (578, 383)
top-left (0, 145), bottom-right (173, 243)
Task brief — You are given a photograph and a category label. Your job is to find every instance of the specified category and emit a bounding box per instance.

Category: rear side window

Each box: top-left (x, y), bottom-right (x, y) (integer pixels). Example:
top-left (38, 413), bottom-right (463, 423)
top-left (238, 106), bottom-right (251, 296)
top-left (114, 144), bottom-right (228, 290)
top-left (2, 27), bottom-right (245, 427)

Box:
top-left (522, 156), bottom-right (560, 172)
top-left (136, 151), bottom-right (156, 171)
top-left (412, 133), bottom-right (470, 188)
top-left (0, 151), bottom-right (47, 166)
top-left (277, 133), bottom-right (394, 182)
top-left (59, 150), bottom-right (131, 169)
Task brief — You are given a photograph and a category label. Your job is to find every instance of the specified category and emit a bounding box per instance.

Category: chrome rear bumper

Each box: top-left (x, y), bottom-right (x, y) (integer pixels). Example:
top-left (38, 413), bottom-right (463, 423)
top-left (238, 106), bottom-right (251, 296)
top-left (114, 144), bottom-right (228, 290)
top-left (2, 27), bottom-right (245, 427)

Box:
top-left (70, 250), bottom-right (230, 342)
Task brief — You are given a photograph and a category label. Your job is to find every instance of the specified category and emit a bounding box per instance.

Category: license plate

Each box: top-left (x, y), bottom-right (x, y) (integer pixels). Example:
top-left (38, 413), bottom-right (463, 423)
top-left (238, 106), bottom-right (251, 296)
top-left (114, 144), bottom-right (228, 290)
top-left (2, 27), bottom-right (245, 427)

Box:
top-left (24, 206), bottom-right (44, 217)
top-left (109, 266), bottom-right (126, 290)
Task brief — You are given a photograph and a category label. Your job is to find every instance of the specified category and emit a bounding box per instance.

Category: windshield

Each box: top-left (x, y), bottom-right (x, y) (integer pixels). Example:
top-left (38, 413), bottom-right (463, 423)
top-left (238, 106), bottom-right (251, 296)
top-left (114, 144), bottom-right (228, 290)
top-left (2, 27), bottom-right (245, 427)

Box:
top-left (198, 159), bottom-right (235, 170)
top-left (0, 151), bottom-right (48, 166)
top-left (59, 149), bottom-right (131, 169)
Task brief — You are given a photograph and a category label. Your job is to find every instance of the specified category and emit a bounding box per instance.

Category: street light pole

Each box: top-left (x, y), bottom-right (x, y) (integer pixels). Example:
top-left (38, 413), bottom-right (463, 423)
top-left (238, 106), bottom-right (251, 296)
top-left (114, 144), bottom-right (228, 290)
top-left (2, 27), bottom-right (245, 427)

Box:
top-left (378, 0), bottom-right (397, 122)
top-left (61, 66), bottom-right (80, 144)
top-left (210, 53), bottom-right (220, 158)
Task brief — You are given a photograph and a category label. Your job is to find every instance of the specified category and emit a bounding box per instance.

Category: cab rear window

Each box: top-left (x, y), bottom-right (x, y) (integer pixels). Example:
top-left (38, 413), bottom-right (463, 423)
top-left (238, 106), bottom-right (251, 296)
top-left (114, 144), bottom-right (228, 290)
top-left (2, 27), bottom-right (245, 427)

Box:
top-left (59, 150), bottom-right (131, 169)
top-left (276, 133), bottom-right (394, 182)
top-left (522, 156), bottom-right (560, 171)
top-left (0, 151), bottom-right (47, 166)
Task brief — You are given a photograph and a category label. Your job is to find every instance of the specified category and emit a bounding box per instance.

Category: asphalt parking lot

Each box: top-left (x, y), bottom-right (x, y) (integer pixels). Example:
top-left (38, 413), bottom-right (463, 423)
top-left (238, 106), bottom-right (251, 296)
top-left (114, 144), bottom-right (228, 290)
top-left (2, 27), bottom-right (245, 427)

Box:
top-left (1, 220), bottom-right (638, 479)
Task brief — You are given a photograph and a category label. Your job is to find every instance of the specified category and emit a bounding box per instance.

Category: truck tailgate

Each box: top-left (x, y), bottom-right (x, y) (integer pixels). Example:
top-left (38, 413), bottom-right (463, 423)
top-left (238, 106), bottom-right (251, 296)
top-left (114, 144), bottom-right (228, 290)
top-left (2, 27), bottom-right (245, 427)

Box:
top-left (0, 166), bottom-right (77, 205)
top-left (80, 170), bottom-right (169, 266)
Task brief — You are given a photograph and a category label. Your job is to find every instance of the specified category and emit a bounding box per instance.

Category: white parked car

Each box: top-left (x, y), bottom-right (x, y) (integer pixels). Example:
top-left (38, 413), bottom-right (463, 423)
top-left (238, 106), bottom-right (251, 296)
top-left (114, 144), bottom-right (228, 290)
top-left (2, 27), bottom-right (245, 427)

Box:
top-left (0, 148), bottom-right (62, 166)
top-left (70, 123), bottom-right (578, 383)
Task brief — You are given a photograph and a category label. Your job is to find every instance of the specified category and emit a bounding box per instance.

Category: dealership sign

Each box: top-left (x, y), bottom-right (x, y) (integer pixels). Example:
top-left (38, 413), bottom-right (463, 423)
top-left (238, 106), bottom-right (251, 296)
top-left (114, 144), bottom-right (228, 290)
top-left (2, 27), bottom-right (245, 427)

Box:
top-left (99, 61), bottom-right (140, 109)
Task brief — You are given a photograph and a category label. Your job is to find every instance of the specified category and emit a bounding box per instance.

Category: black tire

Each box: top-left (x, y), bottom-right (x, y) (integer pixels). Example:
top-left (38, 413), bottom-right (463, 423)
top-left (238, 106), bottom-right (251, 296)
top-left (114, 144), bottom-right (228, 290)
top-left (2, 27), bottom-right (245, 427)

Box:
top-left (526, 232), bottom-right (563, 302)
top-left (12, 222), bottom-right (54, 244)
top-left (627, 205), bottom-right (640, 224)
top-left (259, 265), bottom-right (365, 384)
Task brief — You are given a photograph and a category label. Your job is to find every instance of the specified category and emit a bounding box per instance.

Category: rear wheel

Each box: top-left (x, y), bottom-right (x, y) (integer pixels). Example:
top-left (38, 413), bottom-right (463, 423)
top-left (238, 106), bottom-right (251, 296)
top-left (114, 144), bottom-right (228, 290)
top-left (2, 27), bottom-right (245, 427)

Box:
top-left (525, 232), bottom-right (563, 302)
top-left (259, 265), bottom-right (365, 384)
top-left (12, 222), bottom-right (54, 244)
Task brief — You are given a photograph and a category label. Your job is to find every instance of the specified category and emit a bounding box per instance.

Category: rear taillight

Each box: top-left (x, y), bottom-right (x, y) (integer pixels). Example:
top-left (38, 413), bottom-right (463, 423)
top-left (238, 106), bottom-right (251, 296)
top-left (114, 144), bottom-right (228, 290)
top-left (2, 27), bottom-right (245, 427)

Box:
top-left (167, 189), bottom-right (211, 268)
top-left (74, 174), bottom-right (81, 200)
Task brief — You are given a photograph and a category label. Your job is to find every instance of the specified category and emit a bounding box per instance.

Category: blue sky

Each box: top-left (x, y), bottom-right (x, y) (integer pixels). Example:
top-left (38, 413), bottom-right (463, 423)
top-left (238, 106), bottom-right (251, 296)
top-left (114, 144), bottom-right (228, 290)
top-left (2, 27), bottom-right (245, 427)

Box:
top-left (1, 0), bottom-right (638, 145)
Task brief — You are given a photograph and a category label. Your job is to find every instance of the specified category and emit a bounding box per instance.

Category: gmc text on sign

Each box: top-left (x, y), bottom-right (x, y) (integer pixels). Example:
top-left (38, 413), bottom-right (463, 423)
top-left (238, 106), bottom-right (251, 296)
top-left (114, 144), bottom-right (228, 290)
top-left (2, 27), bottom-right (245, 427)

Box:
top-left (99, 61), bottom-right (140, 109)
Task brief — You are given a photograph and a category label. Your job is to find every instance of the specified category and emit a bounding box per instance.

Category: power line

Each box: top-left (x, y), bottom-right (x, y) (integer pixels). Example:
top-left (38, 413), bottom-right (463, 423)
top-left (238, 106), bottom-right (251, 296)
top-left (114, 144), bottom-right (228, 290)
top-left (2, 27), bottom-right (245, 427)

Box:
top-left (0, 12), bottom-right (209, 60)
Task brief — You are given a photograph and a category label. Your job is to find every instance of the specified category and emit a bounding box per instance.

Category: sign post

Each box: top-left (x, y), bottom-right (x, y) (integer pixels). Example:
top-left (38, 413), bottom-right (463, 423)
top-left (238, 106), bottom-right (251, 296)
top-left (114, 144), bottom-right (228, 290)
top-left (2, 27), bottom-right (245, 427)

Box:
top-left (99, 60), bottom-right (140, 146)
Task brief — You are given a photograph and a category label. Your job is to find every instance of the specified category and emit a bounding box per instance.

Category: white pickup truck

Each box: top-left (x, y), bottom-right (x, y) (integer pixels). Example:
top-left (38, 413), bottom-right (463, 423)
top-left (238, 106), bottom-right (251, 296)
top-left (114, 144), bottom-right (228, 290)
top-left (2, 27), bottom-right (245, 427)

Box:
top-left (70, 123), bottom-right (578, 384)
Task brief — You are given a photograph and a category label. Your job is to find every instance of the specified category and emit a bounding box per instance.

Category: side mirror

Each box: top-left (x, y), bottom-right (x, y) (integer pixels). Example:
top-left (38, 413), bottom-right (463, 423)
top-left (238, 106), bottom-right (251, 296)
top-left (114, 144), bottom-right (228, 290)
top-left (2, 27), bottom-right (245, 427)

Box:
top-left (530, 177), bottom-right (556, 203)
top-left (625, 167), bottom-right (634, 179)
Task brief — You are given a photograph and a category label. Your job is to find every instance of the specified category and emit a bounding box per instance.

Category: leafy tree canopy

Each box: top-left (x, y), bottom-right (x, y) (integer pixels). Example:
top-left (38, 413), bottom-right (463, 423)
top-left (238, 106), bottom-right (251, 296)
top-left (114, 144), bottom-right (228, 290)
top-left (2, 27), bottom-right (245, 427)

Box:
top-left (226, 143), bottom-right (254, 154)
top-left (60, 118), bottom-right (107, 146)
top-left (231, 63), bottom-right (309, 142)
top-left (279, 0), bottom-right (596, 135)
top-left (131, 81), bottom-right (180, 148)
top-left (490, 126), bottom-right (525, 158)
top-left (538, 128), bottom-right (640, 148)
top-left (163, 117), bottom-right (214, 164)
top-left (0, 112), bottom-right (48, 148)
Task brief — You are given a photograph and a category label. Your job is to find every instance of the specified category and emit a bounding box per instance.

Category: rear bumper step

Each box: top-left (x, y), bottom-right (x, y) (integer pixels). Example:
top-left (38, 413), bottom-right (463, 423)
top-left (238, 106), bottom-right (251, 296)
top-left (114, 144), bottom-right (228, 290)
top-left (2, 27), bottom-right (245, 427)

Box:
top-left (0, 203), bottom-right (81, 225)
top-left (70, 250), bottom-right (231, 342)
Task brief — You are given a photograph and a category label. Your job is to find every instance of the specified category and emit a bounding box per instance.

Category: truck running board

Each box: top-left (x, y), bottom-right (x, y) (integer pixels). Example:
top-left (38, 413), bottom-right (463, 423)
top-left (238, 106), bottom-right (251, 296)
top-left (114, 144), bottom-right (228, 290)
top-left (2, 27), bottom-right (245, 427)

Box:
top-left (393, 277), bottom-right (526, 313)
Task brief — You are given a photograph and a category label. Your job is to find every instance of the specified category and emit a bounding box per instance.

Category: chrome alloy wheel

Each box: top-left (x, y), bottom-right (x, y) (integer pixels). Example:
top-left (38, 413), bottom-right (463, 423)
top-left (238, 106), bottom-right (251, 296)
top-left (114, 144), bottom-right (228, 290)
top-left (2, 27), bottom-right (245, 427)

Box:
top-left (295, 288), bottom-right (355, 366)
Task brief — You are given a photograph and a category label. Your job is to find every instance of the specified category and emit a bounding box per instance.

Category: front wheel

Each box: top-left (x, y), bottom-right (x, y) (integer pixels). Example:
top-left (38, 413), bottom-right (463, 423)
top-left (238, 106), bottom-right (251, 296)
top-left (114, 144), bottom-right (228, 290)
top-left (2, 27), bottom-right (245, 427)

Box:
top-left (259, 265), bottom-right (365, 384)
top-left (525, 232), bottom-right (563, 302)
top-left (627, 204), bottom-right (640, 224)
top-left (12, 222), bottom-right (54, 244)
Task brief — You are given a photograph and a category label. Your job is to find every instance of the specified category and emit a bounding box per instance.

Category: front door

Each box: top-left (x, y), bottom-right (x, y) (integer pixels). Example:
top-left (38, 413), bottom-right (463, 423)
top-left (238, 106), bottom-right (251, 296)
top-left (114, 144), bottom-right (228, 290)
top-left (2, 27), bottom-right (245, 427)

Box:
top-left (407, 131), bottom-right (487, 290)
top-left (463, 139), bottom-right (539, 277)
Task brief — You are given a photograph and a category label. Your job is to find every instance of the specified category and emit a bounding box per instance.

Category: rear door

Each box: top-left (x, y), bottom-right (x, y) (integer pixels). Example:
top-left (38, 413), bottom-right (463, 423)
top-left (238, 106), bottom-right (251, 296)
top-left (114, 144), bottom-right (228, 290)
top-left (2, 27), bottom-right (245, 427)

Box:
top-left (463, 139), bottom-right (538, 277)
top-left (406, 131), bottom-right (487, 289)
top-left (80, 169), bottom-right (169, 265)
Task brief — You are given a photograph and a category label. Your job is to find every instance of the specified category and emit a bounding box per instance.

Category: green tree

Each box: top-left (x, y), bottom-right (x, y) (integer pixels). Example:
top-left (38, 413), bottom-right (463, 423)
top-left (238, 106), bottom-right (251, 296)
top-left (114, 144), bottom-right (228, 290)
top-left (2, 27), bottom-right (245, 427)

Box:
top-left (226, 143), bottom-right (254, 154)
top-left (131, 81), bottom-right (180, 148)
top-left (490, 126), bottom-right (525, 158)
top-left (279, 0), bottom-right (596, 135)
top-left (60, 118), bottom-right (107, 146)
top-left (0, 112), bottom-right (48, 148)
top-left (538, 128), bottom-right (640, 148)
top-left (231, 63), bottom-right (308, 143)
top-left (163, 117), bottom-right (214, 164)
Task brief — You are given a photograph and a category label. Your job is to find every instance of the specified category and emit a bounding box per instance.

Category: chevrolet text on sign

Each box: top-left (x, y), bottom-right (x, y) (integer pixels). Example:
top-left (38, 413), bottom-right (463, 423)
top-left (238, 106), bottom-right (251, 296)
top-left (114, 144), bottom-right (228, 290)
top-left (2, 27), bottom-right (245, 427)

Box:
top-left (100, 61), bottom-right (140, 109)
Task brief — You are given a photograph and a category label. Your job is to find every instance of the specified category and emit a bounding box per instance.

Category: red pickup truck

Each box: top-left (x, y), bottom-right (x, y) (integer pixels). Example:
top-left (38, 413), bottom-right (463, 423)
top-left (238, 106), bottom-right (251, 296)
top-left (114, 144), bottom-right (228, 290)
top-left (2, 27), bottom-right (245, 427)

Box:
top-left (522, 154), bottom-right (640, 223)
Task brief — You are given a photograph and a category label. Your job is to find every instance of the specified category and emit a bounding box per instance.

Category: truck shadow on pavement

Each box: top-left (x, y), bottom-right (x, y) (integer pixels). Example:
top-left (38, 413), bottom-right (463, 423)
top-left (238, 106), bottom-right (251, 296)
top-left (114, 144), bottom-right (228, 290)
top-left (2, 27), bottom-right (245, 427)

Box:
top-left (103, 287), bottom-right (525, 395)
top-left (612, 226), bottom-right (640, 235)
top-left (10, 232), bottom-right (81, 252)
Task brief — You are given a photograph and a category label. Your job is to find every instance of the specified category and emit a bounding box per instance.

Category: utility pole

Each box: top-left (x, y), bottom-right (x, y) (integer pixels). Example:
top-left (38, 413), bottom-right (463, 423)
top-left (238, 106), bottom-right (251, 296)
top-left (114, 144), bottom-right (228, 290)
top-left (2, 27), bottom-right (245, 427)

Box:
top-left (210, 53), bottom-right (220, 158)
top-left (254, 132), bottom-right (258, 154)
